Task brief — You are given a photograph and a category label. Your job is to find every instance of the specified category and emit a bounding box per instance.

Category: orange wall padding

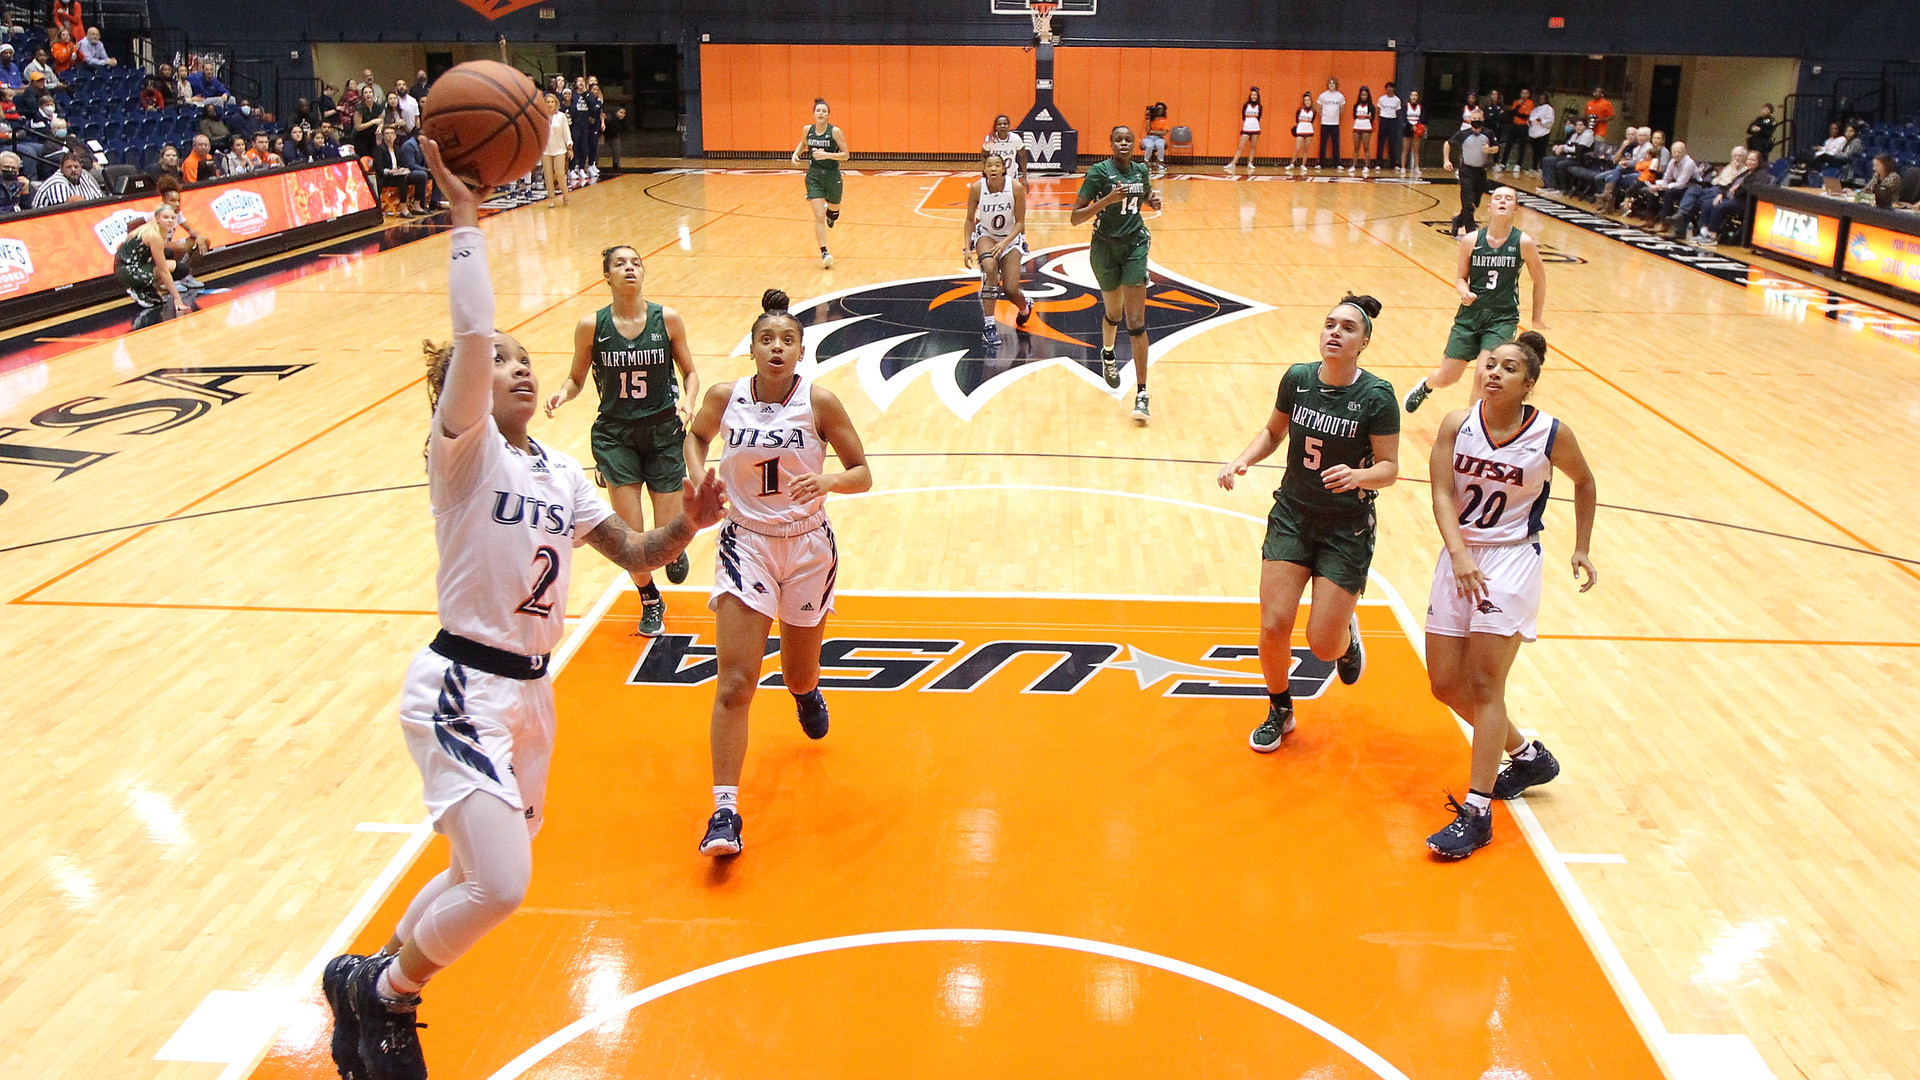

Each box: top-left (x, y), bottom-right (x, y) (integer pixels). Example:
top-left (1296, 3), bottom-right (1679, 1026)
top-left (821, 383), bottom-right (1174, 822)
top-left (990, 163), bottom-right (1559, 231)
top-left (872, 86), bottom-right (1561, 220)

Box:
top-left (700, 44), bottom-right (1397, 159)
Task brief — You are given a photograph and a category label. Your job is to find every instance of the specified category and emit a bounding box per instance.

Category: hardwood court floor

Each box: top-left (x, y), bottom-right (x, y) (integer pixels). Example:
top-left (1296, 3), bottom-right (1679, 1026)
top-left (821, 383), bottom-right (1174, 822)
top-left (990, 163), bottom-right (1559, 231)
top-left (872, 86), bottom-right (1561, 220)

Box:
top-left (1, 165), bottom-right (1917, 1080)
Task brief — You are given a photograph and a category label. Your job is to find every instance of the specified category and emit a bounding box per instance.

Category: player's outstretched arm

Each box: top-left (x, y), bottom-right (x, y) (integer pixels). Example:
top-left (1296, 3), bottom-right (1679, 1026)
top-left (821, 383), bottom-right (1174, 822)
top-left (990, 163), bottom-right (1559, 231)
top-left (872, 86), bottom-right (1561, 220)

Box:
top-left (584, 472), bottom-right (725, 573)
top-left (423, 138), bottom-right (496, 440)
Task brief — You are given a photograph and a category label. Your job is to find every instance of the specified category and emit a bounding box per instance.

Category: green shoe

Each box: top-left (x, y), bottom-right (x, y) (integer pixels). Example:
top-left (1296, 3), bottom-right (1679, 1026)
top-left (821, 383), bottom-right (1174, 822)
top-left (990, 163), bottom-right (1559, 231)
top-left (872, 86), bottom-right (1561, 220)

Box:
top-left (665, 551), bottom-right (691, 585)
top-left (638, 596), bottom-right (666, 638)
top-left (1248, 703), bottom-right (1295, 753)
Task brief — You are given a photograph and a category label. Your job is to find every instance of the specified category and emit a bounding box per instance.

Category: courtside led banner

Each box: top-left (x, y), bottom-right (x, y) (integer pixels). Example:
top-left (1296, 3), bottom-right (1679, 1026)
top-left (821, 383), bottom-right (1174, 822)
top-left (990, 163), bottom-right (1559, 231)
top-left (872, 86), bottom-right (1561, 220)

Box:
top-left (0, 161), bottom-right (375, 299)
top-left (1843, 221), bottom-right (1920, 292)
top-left (1749, 198), bottom-right (1841, 265)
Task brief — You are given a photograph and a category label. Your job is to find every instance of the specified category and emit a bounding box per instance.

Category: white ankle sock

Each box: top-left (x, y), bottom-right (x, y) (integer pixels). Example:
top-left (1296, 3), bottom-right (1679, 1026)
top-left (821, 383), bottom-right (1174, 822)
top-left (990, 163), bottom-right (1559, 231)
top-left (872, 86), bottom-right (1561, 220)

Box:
top-left (1465, 791), bottom-right (1492, 815)
top-left (378, 960), bottom-right (424, 1000)
top-left (1510, 740), bottom-right (1539, 761)
top-left (713, 786), bottom-right (739, 814)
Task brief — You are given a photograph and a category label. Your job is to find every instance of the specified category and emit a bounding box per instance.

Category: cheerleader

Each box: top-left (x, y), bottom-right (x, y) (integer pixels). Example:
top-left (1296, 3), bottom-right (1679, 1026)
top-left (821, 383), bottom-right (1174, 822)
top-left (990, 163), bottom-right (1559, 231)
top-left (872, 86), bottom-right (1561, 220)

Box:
top-left (1351, 86), bottom-right (1375, 176)
top-left (1421, 331), bottom-right (1597, 859)
top-left (1225, 86), bottom-right (1263, 171)
top-left (1402, 90), bottom-right (1426, 174)
top-left (1288, 91), bottom-right (1314, 173)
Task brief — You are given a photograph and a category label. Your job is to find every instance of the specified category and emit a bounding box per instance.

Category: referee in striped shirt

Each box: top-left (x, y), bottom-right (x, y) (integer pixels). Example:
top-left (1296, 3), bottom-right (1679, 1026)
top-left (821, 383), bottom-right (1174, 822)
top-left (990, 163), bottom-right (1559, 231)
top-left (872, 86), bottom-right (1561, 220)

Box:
top-left (32, 150), bottom-right (104, 207)
top-left (1444, 113), bottom-right (1492, 235)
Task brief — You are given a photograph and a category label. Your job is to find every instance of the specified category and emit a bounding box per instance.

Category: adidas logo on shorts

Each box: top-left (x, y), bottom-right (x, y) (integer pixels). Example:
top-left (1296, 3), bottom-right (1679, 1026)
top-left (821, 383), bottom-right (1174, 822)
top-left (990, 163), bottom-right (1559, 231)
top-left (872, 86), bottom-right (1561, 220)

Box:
top-left (801, 602), bottom-right (815, 611)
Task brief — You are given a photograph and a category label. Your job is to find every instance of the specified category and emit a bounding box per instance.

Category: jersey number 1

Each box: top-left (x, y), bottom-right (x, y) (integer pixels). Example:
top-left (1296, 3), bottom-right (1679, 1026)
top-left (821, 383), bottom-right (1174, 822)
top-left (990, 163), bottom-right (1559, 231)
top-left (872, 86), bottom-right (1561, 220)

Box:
top-left (755, 457), bottom-right (781, 497)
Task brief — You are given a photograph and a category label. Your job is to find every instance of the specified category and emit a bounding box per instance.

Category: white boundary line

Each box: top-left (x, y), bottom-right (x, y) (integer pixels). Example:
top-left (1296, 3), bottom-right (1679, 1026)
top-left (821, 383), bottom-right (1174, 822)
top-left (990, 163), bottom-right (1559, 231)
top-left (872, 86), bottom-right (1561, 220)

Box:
top-left (1366, 572), bottom-right (1681, 1079)
top-left (482, 928), bottom-right (1411, 1080)
top-left (210, 573), bottom-right (629, 1080)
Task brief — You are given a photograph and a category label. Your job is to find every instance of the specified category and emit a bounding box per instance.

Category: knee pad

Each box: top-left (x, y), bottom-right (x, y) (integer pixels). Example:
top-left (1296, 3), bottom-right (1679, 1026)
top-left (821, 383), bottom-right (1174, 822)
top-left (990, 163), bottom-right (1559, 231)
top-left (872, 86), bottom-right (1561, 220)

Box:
top-left (1127, 322), bottom-right (1148, 336)
top-left (1103, 314), bottom-right (1123, 327)
top-left (825, 208), bottom-right (840, 222)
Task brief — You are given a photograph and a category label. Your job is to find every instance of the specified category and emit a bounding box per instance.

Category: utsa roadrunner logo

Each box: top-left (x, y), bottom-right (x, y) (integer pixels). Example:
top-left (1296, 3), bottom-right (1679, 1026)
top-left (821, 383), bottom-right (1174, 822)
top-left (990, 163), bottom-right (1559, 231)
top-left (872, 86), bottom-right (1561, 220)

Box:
top-left (732, 244), bottom-right (1271, 421)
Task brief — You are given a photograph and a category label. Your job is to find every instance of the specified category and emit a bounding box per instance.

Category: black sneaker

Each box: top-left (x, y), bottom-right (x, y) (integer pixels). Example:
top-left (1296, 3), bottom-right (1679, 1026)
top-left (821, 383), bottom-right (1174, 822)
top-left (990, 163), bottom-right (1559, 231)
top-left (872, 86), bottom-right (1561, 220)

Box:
top-left (1100, 348), bottom-right (1121, 388)
top-left (1336, 614), bottom-right (1365, 685)
top-left (665, 551), bottom-right (690, 585)
top-left (323, 954), bottom-right (369, 1080)
top-left (1402, 378), bottom-right (1432, 413)
top-left (700, 808), bottom-right (743, 856)
top-left (1016, 301), bottom-right (1034, 327)
top-left (1493, 741), bottom-right (1561, 799)
top-left (1426, 795), bottom-right (1492, 859)
top-left (350, 954), bottom-right (426, 1080)
top-left (984, 320), bottom-right (1002, 348)
top-left (795, 688), bottom-right (829, 739)
top-left (1248, 703), bottom-right (1295, 752)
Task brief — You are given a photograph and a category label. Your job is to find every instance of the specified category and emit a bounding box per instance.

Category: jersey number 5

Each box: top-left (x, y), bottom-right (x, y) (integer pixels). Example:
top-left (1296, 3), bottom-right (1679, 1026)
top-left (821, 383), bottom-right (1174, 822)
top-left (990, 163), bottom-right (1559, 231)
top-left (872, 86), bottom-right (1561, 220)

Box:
top-left (1301, 436), bottom-right (1323, 470)
top-left (517, 546), bottom-right (560, 618)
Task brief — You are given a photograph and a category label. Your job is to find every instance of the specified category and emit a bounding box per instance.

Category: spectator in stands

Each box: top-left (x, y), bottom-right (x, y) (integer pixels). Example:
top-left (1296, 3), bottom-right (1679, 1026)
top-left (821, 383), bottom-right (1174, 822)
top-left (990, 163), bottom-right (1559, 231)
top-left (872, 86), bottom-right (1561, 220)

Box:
top-left (1694, 148), bottom-right (1757, 243)
top-left (1859, 153), bottom-right (1903, 209)
top-left (21, 113), bottom-right (80, 183)
top-left (1745, 104), bottom-right (1776, 161)
top-left (19, 70), bottom-right (52, 115)
top-left (291, 97), bottom-right (315, 129)
top-left (1586, 128), bottom-right (1645, 207)
top-left (1481, 90), bottom-right (1507, 165)
top-left (150, 143), bottom-right (182, 184)
top-left (0, 45), bottom-right (21, 89)
top-left (189, 59), bottom-right (232, 105)
top-left (141, 75), bottom-right (166, 111)
top-left (351, 88), bottom-right (382, 157)
top-left (1524, 96), bottom-right (1554, 173)
top-left (182, 133), bottom-right (216, 182)
top-left (359, 68), bottom-right (382, 104)
top-left (401, 126), bottom-right (438, 207)
top-left (1499, 86), bottom-right (1532, 172)
top-left (282, 123), bottom-right (310, 163)
top-left (79, 26), bottom-right (114, 67)
top-left (25, 48), bottom-right (62, 91)
top-left (1650, 141), bottom-right (1701, 222)
top-left (1583, 87), bottom-right (1614, 139)
top-left (0, 150), bottom-right (29, 214)
top-left (1665, 145), bottom-right (1745, 239)
top-left (33, 150), bottom-right (103, 206)
top-left (247, 131), bottom-right (281, 170)
top-left (412, 70), bottom-right (430, 101)
top-left (53, 0), bottom-right (84, 41)
top-left (374, 126), bottom-right (425, 214)
top-left (1560, 130), bottom-right (1618, 200)
top-left (1, 85), bottom-right (20, 126)
top-left (1811, 122), bottom-right (1848, 170)
top-left (50, 27), bottom-right (76, 74)
top-left (1536, 118), bottom-right (1597, 193)
top-left (381, 91), bottom-right (407, 134)
top-left (219, 134), bottom-right (247, 176)
top-left (153, 62), bottom-right (179, 104)
top-left (314, 121), bottom-right (343, 157)
top-left (198, 103), bottom-right (230, 149)
top-left (393, 78), bottom-right (420, 130)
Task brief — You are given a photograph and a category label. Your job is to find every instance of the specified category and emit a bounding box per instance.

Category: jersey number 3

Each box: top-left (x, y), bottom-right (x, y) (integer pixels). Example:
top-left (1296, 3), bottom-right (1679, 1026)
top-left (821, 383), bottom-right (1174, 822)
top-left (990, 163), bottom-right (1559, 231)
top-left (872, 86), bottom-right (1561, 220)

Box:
top-left (517, 546), bottom-right (560, 618)
top-left (1483, 269), bottom-right (1501, 291)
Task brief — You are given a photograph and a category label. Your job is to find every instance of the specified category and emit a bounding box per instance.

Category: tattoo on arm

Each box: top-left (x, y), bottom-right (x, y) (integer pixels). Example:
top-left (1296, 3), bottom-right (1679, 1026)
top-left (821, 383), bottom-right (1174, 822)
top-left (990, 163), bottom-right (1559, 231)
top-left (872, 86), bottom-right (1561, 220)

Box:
top-left (585, 514), bottom-right (693, 574)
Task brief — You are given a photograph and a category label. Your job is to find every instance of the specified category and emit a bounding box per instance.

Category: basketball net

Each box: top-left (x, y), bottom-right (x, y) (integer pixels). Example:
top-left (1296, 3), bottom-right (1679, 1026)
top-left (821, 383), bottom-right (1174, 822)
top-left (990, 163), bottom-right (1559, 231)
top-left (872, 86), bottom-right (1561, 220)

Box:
top-left (1029, 1), bottom-right (1058, 45)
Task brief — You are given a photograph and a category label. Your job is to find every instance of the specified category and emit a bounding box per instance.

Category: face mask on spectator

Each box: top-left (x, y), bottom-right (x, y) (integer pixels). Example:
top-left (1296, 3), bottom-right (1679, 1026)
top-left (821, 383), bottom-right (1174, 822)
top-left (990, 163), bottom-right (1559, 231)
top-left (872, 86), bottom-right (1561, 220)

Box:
top-left (52, 121), bottom-right (67, 136)
top-left (1, 167), bottom-right (17, 181)
top-left (240, 105), bottom-right (250, 115)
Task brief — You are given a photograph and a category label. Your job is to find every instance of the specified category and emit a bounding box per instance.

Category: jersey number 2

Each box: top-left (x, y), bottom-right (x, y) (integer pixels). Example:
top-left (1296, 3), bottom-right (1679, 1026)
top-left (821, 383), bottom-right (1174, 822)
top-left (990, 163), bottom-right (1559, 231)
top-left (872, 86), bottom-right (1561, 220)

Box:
top-left (517, 546), bottom-right (560, 618)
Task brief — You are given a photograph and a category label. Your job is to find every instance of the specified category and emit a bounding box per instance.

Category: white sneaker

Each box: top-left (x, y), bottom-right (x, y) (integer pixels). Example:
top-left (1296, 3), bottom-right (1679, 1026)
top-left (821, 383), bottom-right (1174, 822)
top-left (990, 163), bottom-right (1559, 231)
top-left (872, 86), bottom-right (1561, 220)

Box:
top-left (1130, 389), bottom-right (1151, 423)
top-left (822, 250), bottom-right (834, 269)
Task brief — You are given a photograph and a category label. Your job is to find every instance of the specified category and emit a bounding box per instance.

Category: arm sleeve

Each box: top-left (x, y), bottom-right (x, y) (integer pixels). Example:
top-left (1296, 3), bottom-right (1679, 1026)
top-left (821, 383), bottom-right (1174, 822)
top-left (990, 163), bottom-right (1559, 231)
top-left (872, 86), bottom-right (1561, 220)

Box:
top-left (435, 226), bottom-right (495, 438)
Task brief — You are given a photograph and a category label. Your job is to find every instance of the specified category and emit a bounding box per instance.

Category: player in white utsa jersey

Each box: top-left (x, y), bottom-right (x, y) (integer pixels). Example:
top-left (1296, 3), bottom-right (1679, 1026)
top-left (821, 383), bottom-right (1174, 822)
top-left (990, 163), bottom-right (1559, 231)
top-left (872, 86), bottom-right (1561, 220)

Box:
top-left (683, 288), bottom-right (872, 857)
top-left (982, 113), bottom-right (1029, 180)
top-left (322, 141), bottom-right (723, 1080)
top-left (963, 150), bottom-right (1034, 349)
top-left (1421, 330), bottom-right (1598, 860)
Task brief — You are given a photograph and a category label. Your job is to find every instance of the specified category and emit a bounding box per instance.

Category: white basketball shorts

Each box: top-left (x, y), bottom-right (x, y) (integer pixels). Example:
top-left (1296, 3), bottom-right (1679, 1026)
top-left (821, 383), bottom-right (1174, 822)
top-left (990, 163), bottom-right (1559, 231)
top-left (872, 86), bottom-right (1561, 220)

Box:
top-left (710, 519), bottom-right (838, 627)
top-left (1424, 540), bottom-right (1544, 642)
top-left (398, 647), bottom-right (553, 838)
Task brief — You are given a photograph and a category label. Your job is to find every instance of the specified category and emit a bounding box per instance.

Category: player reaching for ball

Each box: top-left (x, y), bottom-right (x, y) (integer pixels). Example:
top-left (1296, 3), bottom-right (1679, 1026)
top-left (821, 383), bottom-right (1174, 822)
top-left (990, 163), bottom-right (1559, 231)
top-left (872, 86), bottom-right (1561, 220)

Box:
top-left (1218, 295), bottom-right (1400, 753)
top-left (545, 244), bottom-right (702, 637)
top-left (320, 141), bottom-right (723, 1080)
top-left (1071, 125), bottom-right (1162, 422)
top-left (792, 98), bottom-right (849, 269)
top-left (683, 289), bottom-right (872, 857)
top-left (1421, 331), bottom-right (1597, 859)
top-left (1403, 187), bottom-right (1548, 413)
top-left (963, 150), bottom-right (1034, 349)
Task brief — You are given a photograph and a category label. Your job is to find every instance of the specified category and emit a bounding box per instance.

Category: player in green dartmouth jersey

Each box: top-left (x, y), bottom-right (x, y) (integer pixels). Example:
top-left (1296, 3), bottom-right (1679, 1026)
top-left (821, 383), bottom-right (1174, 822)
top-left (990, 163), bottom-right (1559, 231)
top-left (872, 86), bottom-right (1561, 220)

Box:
top-left (1072, 125), bottom-right (1163, 423)
top-left (547, 245), bottom-right (701, 637)
top-left (1219, 295), bottom-right (1401, 752)
top-left (1404, 186), bottom-right (1548, 412)
top-left (790, 98), bottom-right (850, 269)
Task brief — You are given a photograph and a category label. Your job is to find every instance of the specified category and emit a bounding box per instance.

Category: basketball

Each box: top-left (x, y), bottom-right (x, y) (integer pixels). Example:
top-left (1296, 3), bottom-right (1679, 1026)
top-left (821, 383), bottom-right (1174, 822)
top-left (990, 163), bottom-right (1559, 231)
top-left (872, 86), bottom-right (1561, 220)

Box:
top-left (418, 60), bottom-right (550, 187)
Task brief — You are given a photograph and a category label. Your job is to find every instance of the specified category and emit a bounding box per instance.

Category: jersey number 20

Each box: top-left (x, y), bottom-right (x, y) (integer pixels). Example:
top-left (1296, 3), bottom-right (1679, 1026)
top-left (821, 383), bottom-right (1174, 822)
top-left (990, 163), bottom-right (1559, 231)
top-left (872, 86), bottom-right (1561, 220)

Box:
top-left (1457, 484), bottom-right (1508, 528)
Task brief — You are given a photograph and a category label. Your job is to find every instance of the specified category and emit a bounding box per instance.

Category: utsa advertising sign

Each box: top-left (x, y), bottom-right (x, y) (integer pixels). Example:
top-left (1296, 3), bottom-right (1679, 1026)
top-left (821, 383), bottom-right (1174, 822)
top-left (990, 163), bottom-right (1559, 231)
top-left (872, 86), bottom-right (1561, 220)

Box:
top-left (1844, 221), bottom-right (1920, 292)
top-left (1749, 199), bottom-right (1841, 265)
top-left (0, 160), bottom-right (375, 301)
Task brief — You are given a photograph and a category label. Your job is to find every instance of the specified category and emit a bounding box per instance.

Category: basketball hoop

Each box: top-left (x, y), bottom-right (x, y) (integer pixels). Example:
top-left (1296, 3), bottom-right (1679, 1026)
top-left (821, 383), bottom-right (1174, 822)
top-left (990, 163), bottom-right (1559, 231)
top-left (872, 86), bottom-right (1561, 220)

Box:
top-left (1029, 0), bottom-right (1059, 44)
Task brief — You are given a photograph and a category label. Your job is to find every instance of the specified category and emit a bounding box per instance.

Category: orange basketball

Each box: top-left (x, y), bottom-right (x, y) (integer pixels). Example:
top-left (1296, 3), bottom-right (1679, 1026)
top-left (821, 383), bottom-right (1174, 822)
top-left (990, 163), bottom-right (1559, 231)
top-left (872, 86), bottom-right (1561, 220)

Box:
top-left (418, 61), bottom-right (551, 188)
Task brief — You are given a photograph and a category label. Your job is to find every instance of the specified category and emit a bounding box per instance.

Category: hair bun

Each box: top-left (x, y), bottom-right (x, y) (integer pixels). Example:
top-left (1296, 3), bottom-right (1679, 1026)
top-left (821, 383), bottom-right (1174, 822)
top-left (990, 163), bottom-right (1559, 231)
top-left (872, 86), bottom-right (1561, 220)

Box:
top-left (1340, 293), bottom-right (1384, 320)
top-left (761, 288), bottom-right (790, 315)
top-left (1515, 329), bottom-right (1548, 357)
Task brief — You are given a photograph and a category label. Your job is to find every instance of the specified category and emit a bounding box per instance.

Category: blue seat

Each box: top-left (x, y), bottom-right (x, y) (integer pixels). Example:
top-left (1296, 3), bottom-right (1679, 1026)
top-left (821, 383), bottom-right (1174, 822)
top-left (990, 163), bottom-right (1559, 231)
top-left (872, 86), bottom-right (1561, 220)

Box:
top-left (1770, 158), bottom-right (1790, 181)
top-left (80, 121), bottom-right (105, 141)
